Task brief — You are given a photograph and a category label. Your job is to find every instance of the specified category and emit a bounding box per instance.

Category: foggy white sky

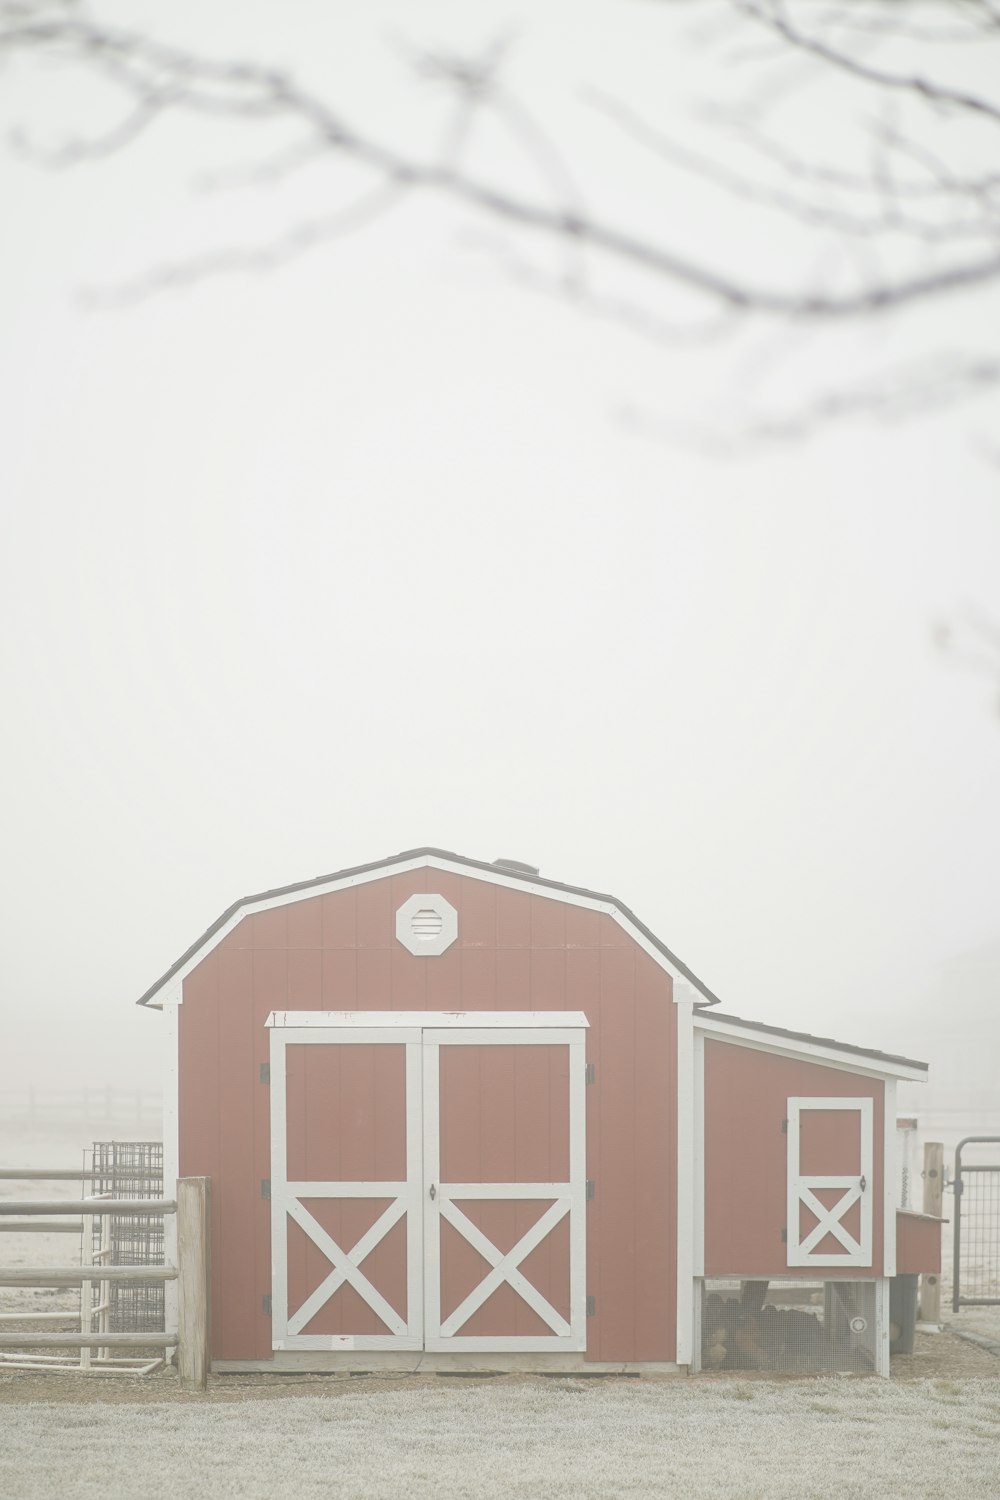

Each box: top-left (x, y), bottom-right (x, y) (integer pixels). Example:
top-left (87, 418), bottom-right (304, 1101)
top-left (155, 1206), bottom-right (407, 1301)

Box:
top-left (2, 0), bottom-right (999, 1096)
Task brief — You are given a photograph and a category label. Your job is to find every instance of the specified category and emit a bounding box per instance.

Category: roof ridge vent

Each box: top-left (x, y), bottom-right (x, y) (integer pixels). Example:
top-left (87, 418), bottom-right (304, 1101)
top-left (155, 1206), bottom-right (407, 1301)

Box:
top-left (492, 858), bottom-right (540, 876)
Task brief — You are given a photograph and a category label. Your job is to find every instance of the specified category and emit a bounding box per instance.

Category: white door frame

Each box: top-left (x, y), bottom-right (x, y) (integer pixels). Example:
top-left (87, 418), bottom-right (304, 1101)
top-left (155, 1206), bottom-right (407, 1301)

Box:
top-left (267, 1012), bottom-right (588, 1353)
top-left (786, 1096), bottom-right (874, 1268)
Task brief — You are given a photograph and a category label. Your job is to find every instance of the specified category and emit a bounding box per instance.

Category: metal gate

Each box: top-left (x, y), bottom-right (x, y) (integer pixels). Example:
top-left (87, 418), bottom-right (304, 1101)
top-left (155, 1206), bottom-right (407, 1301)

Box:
top-left (952, 1136), bottom-right (1000, 1312)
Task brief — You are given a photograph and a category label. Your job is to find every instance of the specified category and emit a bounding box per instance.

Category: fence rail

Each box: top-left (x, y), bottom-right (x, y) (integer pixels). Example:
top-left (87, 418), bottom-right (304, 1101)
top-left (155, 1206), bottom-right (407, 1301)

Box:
top-left (0, 1087), bottom-right (160, 1125)
top-left (1, 1200), bottom-right (177, 1216)
top-left (0, 1266), bottom-right (178, 1285)
top-left (0, 1175), bottom-right (209, 1388)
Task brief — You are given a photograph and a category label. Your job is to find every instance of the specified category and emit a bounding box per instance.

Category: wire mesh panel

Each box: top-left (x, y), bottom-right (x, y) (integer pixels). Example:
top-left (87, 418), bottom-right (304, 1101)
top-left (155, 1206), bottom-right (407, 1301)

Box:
top-left (700, 1279), bottom-right (879, 1374)
top-left (89, 1142), bottom-right (165, 1332)
top-left (953, 1137), bottom-right (1000, 1311)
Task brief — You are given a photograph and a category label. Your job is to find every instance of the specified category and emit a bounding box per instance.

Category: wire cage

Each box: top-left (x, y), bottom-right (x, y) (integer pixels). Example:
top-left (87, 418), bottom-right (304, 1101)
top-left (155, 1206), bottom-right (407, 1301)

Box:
top-left (88, 1141), bottom-right (165, 1333)
top-left (700, 1278), bottom-right (879, 1374)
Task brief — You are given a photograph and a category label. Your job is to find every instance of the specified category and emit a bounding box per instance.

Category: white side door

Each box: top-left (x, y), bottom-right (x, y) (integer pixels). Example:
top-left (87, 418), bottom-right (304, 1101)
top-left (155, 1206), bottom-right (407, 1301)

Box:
top-left (786, 1096), bottom-right (874, 1268)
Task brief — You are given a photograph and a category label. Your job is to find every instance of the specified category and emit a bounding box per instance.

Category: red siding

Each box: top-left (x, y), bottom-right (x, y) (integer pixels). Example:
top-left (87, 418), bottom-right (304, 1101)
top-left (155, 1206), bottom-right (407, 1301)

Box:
top-left (178, 869), bottom-right (679, 1363)
top-left (703, 1038), bottom-right (885, 1277)
top-left (896, 1211), bottom-right (942, 1275)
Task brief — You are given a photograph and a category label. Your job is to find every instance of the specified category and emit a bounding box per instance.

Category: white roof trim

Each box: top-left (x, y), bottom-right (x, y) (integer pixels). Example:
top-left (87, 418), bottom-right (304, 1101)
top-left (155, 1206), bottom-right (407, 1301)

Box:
top-left (695, 1014), bottom-right (927, 1082)
top-left (143, 853), bottom-right (711, 1007)
top-left (266, 1010), bottom-right (590, 1030)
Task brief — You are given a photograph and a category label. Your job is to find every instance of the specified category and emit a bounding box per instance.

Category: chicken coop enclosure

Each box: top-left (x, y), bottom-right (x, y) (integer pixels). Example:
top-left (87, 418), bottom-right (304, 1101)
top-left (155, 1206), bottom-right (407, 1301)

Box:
top-left (699, 1279), bottom-right (880, 1374)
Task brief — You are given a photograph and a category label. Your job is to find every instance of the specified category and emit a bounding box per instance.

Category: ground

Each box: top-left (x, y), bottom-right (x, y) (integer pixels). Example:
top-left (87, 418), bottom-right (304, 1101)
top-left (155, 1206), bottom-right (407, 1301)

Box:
top-left (1, 1370), bottom-right (1000, 1500)
top-left (3, 1129), bottom-right (999, 1498)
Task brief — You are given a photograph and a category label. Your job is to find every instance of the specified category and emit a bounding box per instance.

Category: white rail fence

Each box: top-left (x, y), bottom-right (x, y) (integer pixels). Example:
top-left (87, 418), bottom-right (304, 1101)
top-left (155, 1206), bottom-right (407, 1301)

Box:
top-left (0, 1087), bottom-right (160, 1128)
top-left (0, 1173), bottom-right (210, 1389)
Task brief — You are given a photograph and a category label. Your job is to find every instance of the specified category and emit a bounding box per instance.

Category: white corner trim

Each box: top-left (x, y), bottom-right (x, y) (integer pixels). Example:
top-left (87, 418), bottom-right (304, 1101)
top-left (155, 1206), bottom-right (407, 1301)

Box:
top-left (694, 1015), bottom-right (927, 1082)
top-left (675, 991), bottom-right (695, 1367)
top-left (139, 853), bottom-right (713, 1009)
top-left (875, 1277), bottom-right (890, 1377)
top-left (693, 1030), bottom-right (705, 1279)
top-left (883, 1079), bottom-right (897, 1278)
top-left (161, 1000), bottom-right (179, 1348)
top-left (394, 894), bottom-right (458, 957)
top-left (265, 1010), bottom-right (590, 1030)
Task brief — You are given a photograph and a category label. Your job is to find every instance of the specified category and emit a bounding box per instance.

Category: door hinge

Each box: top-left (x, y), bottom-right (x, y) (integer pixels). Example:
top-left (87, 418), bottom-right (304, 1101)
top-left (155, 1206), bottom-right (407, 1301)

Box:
top-left (586, 1295), bottom-right (596, 1318)
top-left (259, 1063), bottom-right (270, 1084)
top-left (262, 1294), bottom-right (272, 1317)
top-left (780, 1227), bottom-right (787, 1243)
top-left (585, 1062), bottom-right (596, 1086)
top-left (586, 1179), bottom-right (596, 1201)
top-left (781, 1118), bottom-right (788, 1133)
top-left (261, 1179), bottom-right (271, 1201)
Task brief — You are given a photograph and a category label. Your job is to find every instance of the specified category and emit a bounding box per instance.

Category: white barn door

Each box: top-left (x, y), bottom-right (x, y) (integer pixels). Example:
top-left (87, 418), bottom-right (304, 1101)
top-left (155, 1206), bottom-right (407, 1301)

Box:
top-left (786, 1097), bottom-right (874, 1268)
top-left (422, 1026), bottom-right (587, 1352)
top-left (270, 1026), bottom-right (424, 1351)
top-left (268, 1013), bottom-right (587, 1354)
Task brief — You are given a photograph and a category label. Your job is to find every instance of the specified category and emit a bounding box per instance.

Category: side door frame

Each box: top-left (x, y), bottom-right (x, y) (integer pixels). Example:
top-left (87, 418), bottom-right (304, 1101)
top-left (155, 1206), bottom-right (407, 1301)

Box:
top-left (786, 1096), bottom-right (874, 1268)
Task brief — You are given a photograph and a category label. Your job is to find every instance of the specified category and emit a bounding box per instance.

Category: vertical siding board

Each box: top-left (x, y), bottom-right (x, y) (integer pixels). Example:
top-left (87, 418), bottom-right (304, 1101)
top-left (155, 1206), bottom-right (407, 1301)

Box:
top-left (632, 953), bottom-right (674, 1361)
top-left (250, 948), bottom-right (289, 1362)
top-left (252, 905), bottom-right (288, 951)
top-left (321, 948), bottom-right (358, 1008)
top-left (425, 940), bottom-right (463, 1011)
top-left (287, 948), bottom-right (323, 1010)
top-left (564, 903), bottom-right (604, 949)
top-left (529, 895), bottom-right (566, 949)
top-left (494, 949), bottom-right (531, 1009)
top-left (356, 949), bottom-right (392, 1008)
top-left (356, 879), bottom-right (392, 949)
top-left (528, 948), bottom-right (567, 1011)
top-left (253, 992), bottom-right (273, 1358)
top-left (285, 894), bottom-right (324, 950)
top-left (458, 878), bottom-right (497, 949)
top-left (321, 887), bottom-right (357, 949)
top-left (495, 886), bottom-right (532, 948)
top-left (388, 941), bottom-right (428, 1013)
top-left (458, 947), bottom-right (497, 1013)
top-left (215, 947), bottom-right (256, 1361)
top-left (595, 944), bottom-right (637, 1362)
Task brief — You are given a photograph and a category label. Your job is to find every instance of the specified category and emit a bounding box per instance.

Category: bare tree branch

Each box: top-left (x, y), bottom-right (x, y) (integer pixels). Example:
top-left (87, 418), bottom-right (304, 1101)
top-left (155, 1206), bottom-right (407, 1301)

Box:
top-left (622, 352), bottom-right (1000, 451)
top-left (736, 0), bottom-right (1000, 126)
top-left (3, 10), bottom-right (1000, 318)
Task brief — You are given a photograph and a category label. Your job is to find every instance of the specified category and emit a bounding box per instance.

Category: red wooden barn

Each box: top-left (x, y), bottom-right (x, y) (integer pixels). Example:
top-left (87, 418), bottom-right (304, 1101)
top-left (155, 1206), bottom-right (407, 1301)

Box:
top-left (138, 848), bottom-right (939, 1376)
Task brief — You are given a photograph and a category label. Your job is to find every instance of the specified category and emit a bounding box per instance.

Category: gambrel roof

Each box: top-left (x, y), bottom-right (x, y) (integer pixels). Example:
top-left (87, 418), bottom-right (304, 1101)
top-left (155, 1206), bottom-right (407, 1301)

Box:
top-left (136, 846), bottom-right (724, 1009)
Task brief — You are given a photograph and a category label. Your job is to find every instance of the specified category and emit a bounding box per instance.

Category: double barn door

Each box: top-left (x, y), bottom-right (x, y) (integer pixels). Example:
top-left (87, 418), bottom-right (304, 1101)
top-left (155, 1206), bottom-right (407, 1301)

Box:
top-left (268, 1014), bottom-right (587, 1353)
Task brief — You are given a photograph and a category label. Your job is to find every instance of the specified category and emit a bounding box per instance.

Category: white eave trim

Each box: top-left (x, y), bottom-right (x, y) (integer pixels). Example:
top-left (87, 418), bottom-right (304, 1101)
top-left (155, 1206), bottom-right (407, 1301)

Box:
top-left (694, 1014), bottom-right (927, 1082)
top-left (140, 853), bottom-right (711, 1008)
top-left (266, 1010), bottom-right (589, 1030)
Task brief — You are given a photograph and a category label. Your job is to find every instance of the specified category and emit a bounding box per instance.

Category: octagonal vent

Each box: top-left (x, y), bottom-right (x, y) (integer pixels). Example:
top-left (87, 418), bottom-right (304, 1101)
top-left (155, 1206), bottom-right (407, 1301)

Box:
top-left (395, 894), bottom-right (458, 956)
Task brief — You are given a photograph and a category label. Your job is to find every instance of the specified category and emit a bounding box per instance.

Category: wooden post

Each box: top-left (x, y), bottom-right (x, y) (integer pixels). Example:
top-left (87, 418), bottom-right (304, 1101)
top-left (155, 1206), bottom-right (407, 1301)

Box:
top-left (177, 1177), bottom-right (210, 1391)
top-left (920, 1142), bottom-right (944, 1324)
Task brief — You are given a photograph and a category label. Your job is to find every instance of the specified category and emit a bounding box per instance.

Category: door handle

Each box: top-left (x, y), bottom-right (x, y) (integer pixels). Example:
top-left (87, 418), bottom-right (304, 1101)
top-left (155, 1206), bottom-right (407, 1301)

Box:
top-left (429, 1183), bottom-right (437, 1201)
top-left (859, 1175), bottom-right (867, 1193)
